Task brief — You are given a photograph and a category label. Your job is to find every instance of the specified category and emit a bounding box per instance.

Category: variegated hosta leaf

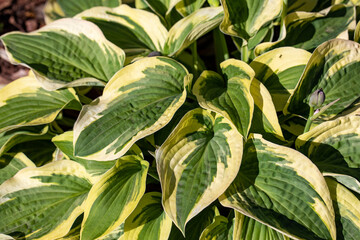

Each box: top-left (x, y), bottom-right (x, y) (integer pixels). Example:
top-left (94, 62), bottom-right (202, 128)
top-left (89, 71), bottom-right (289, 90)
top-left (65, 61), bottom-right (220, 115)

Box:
top-left (324, 173), bottom-right (360, 195)
top-left (220, 134), bottom-right (336, 240)
top-left (0, 160), bottom-right (93, 240)
top-left (156, 108), bottom-right (244, 233)
top-left (144, 0), bottom-right (181, 18)
top-left (249, 78), bottom-right (284, 142)
top-left (199, 215), bottom-right (235, 240)
top-left (0, 125), bottom-right (53, 157)
top-left (98, 223), bottom-right (124, 240)
top-left (164, 6), bottom-right (224, 56)
top-left (168, 205), bottom-right (219, 240)
top-left (325, 177), bottom-right (360, 240)
top-left (284, 39), bottom-right (360, 119)
top-left (0, 75), bottom-right (81, 132)
top-left (219, 0), bottom-right (283, 41)
top-left (193, 59), bottom-right (254, 137)
top-left (80, 155), bottom-right (148, 239)
top-left (256, 4), bottom-right (354, 54)
top-left (1, 18), bottom-right (125, 90)
top-left (52, 131), bottom-right (117, 179)
top-left (122, 192), bottom-right (172, 240)
top-left (249, 47), bottom-right (312, 111)
top-left (355, 19), bottom-right (360, 43)
top-left (175, 0), bottom-right (206, 17)
top-left (287, 0), bottom-right (318, 12)
top-left (44, 0), bottom-right (121, 23)
top-left (236, 212), bottom-right (293, 240)
top-left (0, 153), bottom-right (35, 185)
top-left (74, 57), bottom-right (190, 161)
top-left (296, 116), bottom-right (360, 190)
top-left (76, 5), bottom-right (168, 54)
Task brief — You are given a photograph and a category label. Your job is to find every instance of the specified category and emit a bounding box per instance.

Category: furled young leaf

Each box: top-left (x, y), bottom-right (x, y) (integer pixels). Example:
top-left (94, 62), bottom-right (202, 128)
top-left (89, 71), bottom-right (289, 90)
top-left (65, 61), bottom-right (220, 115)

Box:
top-left (175, 0), bottom-right (206, 17)
top-left (144, 0), bottom-right (181, 18)
top-left (199, 215), bottom-right (235, 240)
top-left (193, 59), bottom-right (254, 137)
top-left (0, 125), bottom-right (52, 157)
top-left (122, 192), bottom-right (172, 240)
top-left (0, 75), bottom-right (81, 132)
top-left (220, 0), bottom-right (283, 41)
top-left (0, 153), bottom-right (35, 185)
top-left (168, 205), bottom-right (219, 240)
top-left (296, 116), bottom-right (360, 192)
top-left (76, 5), bottom-right (168, 54)
top-left (256, 4), bottom-right (354, 54)
top-left (44, 0), bottom-right (121, 22)
top-left (164, 6), bottom-right (224, 56)
top-left (156, 108), bottom-right (244, 234)
top-left (236, 212), bottom-right (292, 240)
top-left (1, 18), bottom-right (125, 90)
top-left (250, 47), bottom-right (312, 111)
top-left (80, 155), bottom-right (148, 239)
top-left (220, 134), bottom-right (336, 240)
top-left (325, 177), bottom-right (360, 240)
top-left (74, 57), bottom-right (190, 161)
top-left (284, 39), bottom-right (360, 119)
top-left (0, 160), bottom-right (93, 240)
top-left (249, 78), bottom-right (284, 142)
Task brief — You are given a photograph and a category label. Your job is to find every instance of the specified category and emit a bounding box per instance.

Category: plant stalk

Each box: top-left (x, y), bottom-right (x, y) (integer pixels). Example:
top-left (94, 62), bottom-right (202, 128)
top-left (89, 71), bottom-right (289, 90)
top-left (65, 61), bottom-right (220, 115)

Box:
top-left (241, 44), bottom-right (249, 63)
top-left (303, 107), bottom-right (314, 133)
top-left (191, 41), bottom-right (199, 79)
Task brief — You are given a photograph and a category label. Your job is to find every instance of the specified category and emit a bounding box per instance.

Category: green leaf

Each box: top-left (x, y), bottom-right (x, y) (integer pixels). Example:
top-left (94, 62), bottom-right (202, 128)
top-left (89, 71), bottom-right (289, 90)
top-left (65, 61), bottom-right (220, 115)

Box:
top-left (123, 192), bottom-right (172, 240)
top-left (284, 39), bottom-right (360, 119)
top-left (144, 0), bottom-right (181, 18)
top-left (220, 0), bottom-right (283, 41)
top-left (74, 56), bottom-right (190, 161)
top-left (296, 116), bottom-right (360, 192)
top-left (236, 212), bottom-right (293, 240)
top-left (80, 155), bottom-right (148, 239)
top-left (156, 108), bottom-right (244, 233)
top-left (326, 177), bottom-right (360, 240)
top-left (256, 4), bottom-right (354, 54)
top-left (0, 75), bottom-right (81, 132)
top-left (44, 0), bottom-right (121, 23)
top-left (0, 125), bottom-right (53, 157)
top-left (250, 47), bottom-right (312, 111)
top-left (0, 153), bottom-right (35, 185)
top-left (168, 205), bottom-right (219, 240)
top-left (52, 131), bottom-right (117, 179)
top-left (199, 215), bottom-right (235, 240)
top-left (76, 5), bottom-right (168, 54)
top-left (175, 0), bottom-right (206, 17)
top-left (1, 18), bottom-right (125, 90)
top-left (164, 6), bottom-right (224, 56)
top-left (220, 134), bottom-right (336, 240)
top-left (0, 160), bottom-right (93, 239)
top-left (193, 59), bottom-right (254, 137)
top-left (249, 78), bottom-right (284, 142)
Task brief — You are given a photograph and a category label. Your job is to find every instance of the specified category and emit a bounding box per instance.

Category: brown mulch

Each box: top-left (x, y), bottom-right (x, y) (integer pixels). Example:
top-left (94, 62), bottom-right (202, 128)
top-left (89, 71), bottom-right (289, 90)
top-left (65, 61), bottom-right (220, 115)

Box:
top-left (0, 0), bottom-right (46, 86)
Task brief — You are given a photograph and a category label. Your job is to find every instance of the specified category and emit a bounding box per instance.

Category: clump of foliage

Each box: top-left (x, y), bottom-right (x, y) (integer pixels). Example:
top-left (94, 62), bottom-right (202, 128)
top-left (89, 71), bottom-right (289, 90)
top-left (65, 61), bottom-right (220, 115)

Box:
top-left (0, 0), bottom-right (360, 239)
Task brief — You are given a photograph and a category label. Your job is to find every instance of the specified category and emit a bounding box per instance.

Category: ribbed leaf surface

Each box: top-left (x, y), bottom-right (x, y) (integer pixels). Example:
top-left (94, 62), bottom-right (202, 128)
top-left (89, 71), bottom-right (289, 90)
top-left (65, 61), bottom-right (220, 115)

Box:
top-left (0, 160), bottom-right (92, 240)
top-left (80, 155), bottom-right (148, 239)
top-left (220, 134), bottom-right (336, 240)
top-left (0, 76), bottom-right (81, 132)
top-left (74, 57), bottom-right (189, 161)
top-left (284, 39), bottom-right (360, 119)
top-left (0, 153), bottom-right (35, 185)
top-left (1, 18), bottom-right (125, 90)
top-left (156, 108), bottom-right (243, 233)
top-left (193, 59), bottom-right (254, 137)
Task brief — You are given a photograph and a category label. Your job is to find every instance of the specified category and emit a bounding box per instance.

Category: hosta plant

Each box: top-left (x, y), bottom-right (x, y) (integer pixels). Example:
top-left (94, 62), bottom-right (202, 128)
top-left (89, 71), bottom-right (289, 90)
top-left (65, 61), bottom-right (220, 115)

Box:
top-left (1, 0), bottom-right (360, 239)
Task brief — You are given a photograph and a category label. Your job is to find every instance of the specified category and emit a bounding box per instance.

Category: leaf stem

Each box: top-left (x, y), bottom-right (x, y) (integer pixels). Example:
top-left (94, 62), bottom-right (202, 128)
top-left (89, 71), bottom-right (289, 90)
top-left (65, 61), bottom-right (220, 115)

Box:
top-left (191, 41), bottom-right (199, 78)
top-left (303, 107), bottom-right (314, 133)
top-left (241, 44), bottom-right (249, 63)
top-left (213, 28), bottom-right (229, 71)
